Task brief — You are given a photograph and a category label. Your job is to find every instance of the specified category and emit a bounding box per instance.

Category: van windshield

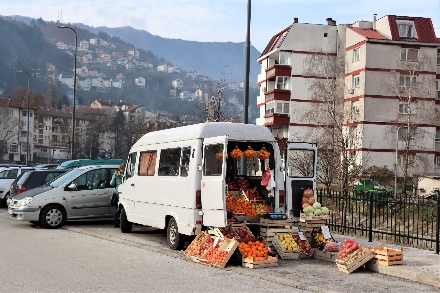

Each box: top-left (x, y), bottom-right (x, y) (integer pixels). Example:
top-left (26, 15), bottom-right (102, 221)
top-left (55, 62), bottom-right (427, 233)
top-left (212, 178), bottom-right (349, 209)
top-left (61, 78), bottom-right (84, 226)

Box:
top-left (49, 169), bottom-right (83, 188)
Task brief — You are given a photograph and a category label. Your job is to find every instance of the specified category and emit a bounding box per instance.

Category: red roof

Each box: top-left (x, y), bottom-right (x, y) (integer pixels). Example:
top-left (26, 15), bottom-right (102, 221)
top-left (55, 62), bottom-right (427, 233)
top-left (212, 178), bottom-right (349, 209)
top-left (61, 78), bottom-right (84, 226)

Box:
top-left (123, 105), bottom-right (142, 112)
top-left (260, 25), bottom-right (292, 57)
top-left (388, 15), bottom-right (437, 43)
top-left (348, 27), bottom-right (389, 40)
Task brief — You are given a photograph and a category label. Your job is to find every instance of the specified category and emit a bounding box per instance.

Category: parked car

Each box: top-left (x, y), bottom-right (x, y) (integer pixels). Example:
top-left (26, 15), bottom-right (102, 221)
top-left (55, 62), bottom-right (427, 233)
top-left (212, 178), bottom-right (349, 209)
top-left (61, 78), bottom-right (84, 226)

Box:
top-left (34, 164), bottom-right (59, 169)
top-left (0, 166), bottom-right (35, 206)
top-left (8, 165), bottom-right (118, 228)
top-left (56, 159), bottom-right (125, 169)
top-left (8, 169), bottom-right (67, 199)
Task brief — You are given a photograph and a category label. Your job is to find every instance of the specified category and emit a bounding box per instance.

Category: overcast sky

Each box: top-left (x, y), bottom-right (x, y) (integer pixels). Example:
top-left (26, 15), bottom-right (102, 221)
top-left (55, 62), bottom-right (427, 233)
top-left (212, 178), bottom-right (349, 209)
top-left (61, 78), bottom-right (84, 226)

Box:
top-left (1, 0), bottom-right (439, 52)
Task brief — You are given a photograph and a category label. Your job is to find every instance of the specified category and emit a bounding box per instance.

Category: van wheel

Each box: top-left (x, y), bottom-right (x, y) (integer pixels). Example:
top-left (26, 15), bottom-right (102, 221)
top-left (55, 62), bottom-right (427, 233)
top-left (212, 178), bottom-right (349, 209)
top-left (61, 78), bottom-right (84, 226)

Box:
top-left (120, 207), bottom-right (132, 233)
top-left (40, 205), bottom-right (66, 229)
top-left (167, 217), bottom-right (185, 250)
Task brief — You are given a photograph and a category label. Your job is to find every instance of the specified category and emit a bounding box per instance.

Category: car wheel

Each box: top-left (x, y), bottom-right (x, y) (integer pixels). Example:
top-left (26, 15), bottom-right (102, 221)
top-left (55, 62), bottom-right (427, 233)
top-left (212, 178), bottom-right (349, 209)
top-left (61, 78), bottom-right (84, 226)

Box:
top-left (120, 207), bottom-right (132, 233)
top-left (167, 217), bottom-right (185, 250)
top-left (40, 205), bottom-right (66, 229)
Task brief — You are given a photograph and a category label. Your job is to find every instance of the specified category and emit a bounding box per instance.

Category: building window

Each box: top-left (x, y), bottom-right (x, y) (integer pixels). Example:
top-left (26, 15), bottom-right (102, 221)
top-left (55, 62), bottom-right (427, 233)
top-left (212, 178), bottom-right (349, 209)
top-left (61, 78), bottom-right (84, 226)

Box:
top-left (353, 75), bottom-right (360, 88)
top-left (279, 52), bottom-right (290, 65)
top-left (22, 111), bottom-right (27, 116)
top-left (398, 154), bottom-right (414, 165)
top-left (9, 109), bottom-right (13, 115)
top-left (398, 24), bottom-right (414, 38)
top-left (398, 102), bottom-right (417, 114)
top-left (400, 48), bottom-right (418, 61)
top-left (275, 76), bottom-right (290, 90)
top-left (435, 155), bottom-right (440, 167)
top-left (10, 144), bottom-right (18, 152)
top-left (400, 75), bottom-right (417, 87)
top-left (353, 48), bottom-right (360, 62)
top-left (436, 130), bottom-right (440, 142)
top-left (398, 127), bottom-right (409, 141)
top-left (351, 101), bottom-right (359, 114)
top-left (265, 101), bottom-right (289, 115)
top-left (29, 112), bottom-right (33, 117)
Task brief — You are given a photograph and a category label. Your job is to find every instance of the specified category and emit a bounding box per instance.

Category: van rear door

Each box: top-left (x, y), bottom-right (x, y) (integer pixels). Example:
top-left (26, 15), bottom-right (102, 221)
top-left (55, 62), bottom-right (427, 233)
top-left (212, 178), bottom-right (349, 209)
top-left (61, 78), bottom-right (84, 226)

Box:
top-left (201, 136), bottom-right (227, 227)
top-left (285, 142), bottom-right (317, 218)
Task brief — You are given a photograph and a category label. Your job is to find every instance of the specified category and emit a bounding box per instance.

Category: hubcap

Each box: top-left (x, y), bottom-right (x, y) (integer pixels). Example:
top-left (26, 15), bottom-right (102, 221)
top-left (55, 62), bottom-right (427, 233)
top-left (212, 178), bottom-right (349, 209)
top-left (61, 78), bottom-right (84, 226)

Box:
top-left (45, 209), bottom-right (63, 227)
top-left (169, 223), bottom-right (177, 244)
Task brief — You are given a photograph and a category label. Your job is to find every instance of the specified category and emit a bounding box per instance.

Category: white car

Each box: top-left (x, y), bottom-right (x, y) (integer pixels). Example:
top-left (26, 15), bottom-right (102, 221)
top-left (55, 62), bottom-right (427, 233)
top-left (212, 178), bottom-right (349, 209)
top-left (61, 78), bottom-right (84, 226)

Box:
top-left (0, 167), bottom-right (35, 206)
top-left (8, 165), bottom-right (118, 228)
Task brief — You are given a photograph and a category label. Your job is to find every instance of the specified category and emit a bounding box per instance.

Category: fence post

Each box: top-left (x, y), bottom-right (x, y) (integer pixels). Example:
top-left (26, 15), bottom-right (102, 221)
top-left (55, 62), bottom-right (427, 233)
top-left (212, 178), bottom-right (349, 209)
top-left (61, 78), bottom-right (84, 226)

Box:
top-left (319, 188), bottom-right (322, 204)
top-left (436, 191), bottom-right (439, 254)
top-left (368, 192), bottom-right (373, 242)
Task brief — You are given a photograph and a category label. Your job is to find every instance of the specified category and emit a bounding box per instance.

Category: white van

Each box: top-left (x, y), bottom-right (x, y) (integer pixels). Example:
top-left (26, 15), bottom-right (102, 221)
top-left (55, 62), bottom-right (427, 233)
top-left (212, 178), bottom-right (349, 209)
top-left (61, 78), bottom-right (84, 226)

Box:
top-left (118, 122), bottom-right (317, 249)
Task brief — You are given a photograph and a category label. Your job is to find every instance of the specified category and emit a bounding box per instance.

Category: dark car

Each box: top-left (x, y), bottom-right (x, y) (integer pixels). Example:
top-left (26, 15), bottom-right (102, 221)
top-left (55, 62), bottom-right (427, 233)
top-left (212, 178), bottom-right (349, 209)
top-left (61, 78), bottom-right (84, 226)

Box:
top-left (9, 169), bottom-right (67, 198)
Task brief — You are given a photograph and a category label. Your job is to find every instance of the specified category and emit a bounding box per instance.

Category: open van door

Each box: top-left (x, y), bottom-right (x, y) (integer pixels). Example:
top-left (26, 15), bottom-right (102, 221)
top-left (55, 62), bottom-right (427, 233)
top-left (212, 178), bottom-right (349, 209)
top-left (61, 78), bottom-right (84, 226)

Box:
top-left (201, 136), bottom-right (227, 227)
top-left (285, 142), bottom-right (317, 218)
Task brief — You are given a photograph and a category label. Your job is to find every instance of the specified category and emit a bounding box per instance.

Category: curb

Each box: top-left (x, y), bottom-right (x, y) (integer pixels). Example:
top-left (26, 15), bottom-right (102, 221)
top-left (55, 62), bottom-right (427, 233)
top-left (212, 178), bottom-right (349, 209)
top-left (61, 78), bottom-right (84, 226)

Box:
top-left (64, 227), bottom-right (340, 293)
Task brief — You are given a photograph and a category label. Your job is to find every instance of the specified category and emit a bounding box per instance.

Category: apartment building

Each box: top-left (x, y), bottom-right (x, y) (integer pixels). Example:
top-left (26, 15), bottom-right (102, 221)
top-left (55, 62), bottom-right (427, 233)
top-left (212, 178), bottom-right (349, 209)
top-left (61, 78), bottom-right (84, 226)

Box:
top-left (257, 15), bottom-right (439, 175)
top-left (0, 97), bottom-right (35, 163)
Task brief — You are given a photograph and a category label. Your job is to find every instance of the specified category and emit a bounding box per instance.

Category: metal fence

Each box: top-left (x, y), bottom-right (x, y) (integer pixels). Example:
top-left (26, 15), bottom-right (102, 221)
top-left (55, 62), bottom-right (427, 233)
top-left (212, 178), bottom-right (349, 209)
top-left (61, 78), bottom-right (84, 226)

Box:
top-left (317, 189), bottom-right (439, 253)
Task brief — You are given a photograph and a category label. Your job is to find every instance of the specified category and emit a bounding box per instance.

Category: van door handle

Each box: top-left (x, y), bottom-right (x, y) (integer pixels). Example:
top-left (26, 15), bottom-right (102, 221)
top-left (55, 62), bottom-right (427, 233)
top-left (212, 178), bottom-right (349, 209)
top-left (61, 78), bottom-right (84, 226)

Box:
top-left (98, 192), bottom-right (106, 195)
top-left (131, 183), bottom-right (134, 186)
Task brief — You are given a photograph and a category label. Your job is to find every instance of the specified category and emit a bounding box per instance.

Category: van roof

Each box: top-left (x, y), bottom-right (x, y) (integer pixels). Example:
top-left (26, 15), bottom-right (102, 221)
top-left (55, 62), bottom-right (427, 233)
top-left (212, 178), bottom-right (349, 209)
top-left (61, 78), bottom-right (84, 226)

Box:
top-left (132, 122), bottom-right (276, 147)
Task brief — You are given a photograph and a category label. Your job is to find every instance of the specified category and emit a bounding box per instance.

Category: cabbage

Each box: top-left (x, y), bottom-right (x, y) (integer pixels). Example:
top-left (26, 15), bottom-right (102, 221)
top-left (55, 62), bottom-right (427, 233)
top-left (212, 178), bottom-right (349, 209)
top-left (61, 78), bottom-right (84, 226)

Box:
top-left (321, 207), bottom-right (329, 215)
top-left (303, 206), bottom-right (314, 216)
top-left (312, 202), bottom-right (321, 209)
top-left (313, 208), bottom-right (322, 216)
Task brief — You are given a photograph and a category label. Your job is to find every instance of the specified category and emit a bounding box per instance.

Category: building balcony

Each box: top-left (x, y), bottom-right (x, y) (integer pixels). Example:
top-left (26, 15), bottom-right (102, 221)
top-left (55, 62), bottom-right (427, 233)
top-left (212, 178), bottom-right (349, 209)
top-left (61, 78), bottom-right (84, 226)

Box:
top-left (266, 64), bottom-right (291, 81)
top-left (264, 89), bottom-right (290, 102)
top-left (261, 113), bottom-right (290, 127)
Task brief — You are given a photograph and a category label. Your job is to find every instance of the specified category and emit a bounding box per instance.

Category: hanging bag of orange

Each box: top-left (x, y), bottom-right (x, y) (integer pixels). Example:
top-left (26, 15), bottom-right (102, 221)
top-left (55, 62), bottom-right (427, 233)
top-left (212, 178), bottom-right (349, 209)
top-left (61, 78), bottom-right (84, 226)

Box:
top-left (243, 146), bottom-right (256, 159)
top-left (230, 146), bottom-right (243, 159)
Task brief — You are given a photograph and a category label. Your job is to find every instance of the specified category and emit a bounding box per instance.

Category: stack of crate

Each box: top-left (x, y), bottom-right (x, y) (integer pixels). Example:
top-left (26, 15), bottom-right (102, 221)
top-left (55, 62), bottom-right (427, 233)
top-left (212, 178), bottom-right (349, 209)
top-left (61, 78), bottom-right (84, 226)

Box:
top-left (260, 218), bottom-right (294, 254)
top-left (297, 219), bottom-right (326, 248)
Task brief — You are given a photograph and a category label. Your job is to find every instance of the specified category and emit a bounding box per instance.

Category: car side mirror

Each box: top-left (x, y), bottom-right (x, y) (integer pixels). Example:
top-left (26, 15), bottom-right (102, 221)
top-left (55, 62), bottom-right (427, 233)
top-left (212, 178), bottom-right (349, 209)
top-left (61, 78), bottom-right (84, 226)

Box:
top-left (67, 183), bottom-right (78, 190)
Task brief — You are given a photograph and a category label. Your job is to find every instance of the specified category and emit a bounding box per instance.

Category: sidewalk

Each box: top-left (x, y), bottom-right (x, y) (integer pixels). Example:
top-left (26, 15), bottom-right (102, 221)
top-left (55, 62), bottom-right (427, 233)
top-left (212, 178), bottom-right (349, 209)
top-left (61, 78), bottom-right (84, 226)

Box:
top-left (332, 234), bottom-right (440, 288)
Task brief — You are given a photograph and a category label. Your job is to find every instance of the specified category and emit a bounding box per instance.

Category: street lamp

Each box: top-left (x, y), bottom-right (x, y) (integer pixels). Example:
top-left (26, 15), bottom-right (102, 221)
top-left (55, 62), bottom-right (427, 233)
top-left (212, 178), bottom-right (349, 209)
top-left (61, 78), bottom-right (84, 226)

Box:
top-left (47, 126), bottom-right (52, 164)
top-left (16, 70), bottom-right (30, 166)
top-left (57, 25), bottom-right (77, 160)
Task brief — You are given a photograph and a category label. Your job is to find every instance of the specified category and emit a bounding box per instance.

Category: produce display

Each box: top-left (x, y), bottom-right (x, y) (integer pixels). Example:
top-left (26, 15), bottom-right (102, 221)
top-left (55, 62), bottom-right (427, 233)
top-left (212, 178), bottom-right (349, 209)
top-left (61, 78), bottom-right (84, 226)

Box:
top-left (324, 242), bottom-right (340, 252)
top-left (238, 240), bottom-right (269, 261)
top-left (338, 240), bottom-right (359, 260)
top-left (338, 245), bottom-right (370, 264)
top-left (312, 227), bottom-right (335, 250)
top-left (252, 203), bottom-right (267, 215)
top-left (234, 227), bottom-right (255, 239)
top-left (226, 195), bottom-right (258, 216)
top-left (193, 238), bottom-right (214, 257)
top-left (203, 245), bottom-right (220, 262)
top-left (243, 146), bottom-right (256, 159)
top-left (218, 227), bottom-right (239, 239)
top-left (303, 202), bottom-right (330, 216)
top-left (211, 251), bottom-right (229, 265)
top-left (302, 188), bottom-right (314, 209)
top-left (244, 188), bottom-right (263, 201)
top-left (226, 177), bottom-right (251, 190)
top-left (184, 234), bottom-right (206, 256)
top-left (276, 233), bottom-right (299, 251)
top-left (257, 147), bottom-right (270, 160)
top-left (230, 146), bottom-right (243, 159)
top-left (292, 235), bottom-right (314, 254)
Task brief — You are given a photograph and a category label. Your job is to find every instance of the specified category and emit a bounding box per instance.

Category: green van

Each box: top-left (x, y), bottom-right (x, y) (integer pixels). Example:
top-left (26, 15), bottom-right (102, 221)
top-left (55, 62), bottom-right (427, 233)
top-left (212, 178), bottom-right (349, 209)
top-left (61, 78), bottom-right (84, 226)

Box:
top-left (56, 159), bottom-right (126, 170)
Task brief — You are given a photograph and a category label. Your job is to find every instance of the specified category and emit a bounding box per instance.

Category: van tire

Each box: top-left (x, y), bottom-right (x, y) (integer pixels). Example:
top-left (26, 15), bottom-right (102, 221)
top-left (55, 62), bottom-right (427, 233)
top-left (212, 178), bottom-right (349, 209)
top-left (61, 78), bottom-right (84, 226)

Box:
top-left (40, 205), bottom-right (66, 229)
top-left (167, 217), bottom-right (185, 250)
top-left (120, 207), bottom-right (132, 233)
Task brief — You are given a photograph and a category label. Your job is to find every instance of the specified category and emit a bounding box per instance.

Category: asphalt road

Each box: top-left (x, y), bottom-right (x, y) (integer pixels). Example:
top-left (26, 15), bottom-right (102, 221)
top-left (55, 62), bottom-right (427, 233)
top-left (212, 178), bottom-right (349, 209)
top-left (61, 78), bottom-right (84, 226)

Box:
top-left (0, 209), bottom-right (439, 293)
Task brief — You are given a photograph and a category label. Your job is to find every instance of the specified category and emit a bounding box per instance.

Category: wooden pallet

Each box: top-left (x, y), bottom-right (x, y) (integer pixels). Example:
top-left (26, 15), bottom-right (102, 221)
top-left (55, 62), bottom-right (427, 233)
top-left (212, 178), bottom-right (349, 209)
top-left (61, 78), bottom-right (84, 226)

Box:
top-left (370, 245), bottom-right (404, 266)
top-left (313, 250), bottom-right (338, 262)
top-left (242, 256), bottom-right (278, 269)
top-left (335, 248), bottom-right (375, 274)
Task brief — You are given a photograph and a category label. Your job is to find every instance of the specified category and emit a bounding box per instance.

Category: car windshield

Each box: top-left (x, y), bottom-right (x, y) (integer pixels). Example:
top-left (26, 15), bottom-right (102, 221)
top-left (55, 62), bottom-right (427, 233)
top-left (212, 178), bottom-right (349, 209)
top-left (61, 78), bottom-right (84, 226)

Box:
top-left (16, 171), bottom-right (31, 185)
top-left (1, 169), bottom-right (18, 179)
top-left (49, 169), bottom-right (84, 188)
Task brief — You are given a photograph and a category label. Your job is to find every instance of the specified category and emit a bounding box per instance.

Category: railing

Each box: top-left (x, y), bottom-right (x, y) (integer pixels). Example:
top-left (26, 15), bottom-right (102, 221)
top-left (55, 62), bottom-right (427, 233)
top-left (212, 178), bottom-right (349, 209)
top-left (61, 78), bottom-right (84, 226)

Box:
top-left (317, 189), bottom-right (439, 252)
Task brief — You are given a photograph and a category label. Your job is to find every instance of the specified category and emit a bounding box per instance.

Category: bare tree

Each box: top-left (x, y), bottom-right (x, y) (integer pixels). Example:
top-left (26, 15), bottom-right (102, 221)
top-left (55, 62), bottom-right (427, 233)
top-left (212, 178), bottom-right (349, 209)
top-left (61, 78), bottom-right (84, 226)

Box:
top-left (383, 53), bottom-right (436, 194)
top-left (0, 108), bottom-right (18, 162)
top-left (302, 47), bottom-right (365, 195)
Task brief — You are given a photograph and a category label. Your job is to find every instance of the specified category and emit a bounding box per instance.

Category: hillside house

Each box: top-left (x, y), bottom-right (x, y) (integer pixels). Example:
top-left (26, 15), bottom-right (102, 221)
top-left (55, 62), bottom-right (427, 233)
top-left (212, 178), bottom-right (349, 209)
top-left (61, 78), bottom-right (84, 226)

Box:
top-left (168, 65), bottom-right (181, 74)
top-left (116, 73), bottom-right (125, 81)
top-left (91, 76), bottom-right (104, 89)
top-left (186, 70), bottom-right (197, 79)
top-left (112, 80), bottom-right (124, 89)
top-left (135, 77), bottom-right (146, 87)
top-left (56, 41), bottom-right (68, 50)
top-left (127, 49), bottom-right (139, 58)
top-left (78, 77), bottom-right (92, 91)
top-left (157, 63), bottom-right (168, 72)
top-left (79, 40), bottom-right (89, 51)
top-left (76, 65), bottom-right (89, 77)
top-left (172, 79), bottom-right (183, 89)
top-left (125, 62), bottom-right (136, 71)
top-left (90, 37), bottom-right (99, 46)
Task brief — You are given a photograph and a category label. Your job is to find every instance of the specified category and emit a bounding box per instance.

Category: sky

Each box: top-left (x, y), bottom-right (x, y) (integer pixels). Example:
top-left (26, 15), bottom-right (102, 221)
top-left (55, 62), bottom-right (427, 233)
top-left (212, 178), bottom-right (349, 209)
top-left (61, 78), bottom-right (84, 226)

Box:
top-left (0, 0), bottom-right (439, 52)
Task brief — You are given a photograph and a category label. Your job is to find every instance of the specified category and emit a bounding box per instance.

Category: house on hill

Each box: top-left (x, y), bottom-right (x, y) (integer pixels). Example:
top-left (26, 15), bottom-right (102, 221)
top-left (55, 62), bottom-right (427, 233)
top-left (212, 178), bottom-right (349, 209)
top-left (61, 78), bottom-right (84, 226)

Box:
top-left (135, 77), bottom-right (146, 87)
top-left (127, 49), bottom-right (139, 59)
top-left (157, 63), bottom-right (168, 72)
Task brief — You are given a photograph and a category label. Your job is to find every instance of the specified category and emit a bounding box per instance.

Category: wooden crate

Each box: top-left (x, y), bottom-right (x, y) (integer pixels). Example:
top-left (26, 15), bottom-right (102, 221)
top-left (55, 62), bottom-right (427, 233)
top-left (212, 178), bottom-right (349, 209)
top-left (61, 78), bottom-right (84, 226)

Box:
top-left (242, 256), bottom-right (278, 269)
top-left (272, 233), bottom-right (301, 260)
top-left (260, 218), bottom-right (294, 253)
top-left (335, 248), bottom-right (375, 274)
top-left (241, 188), bottom-right (264, 203)
top-left (313, 250), bottom-right (338, 262)
top-left (370, 245), bottom-right (404, 266)
top-left (182, 232), bottom-right (211, 259)
top-left (298, 219), bottom-right (327, 229)
top-left (210, 237), bottom-right (240, 268)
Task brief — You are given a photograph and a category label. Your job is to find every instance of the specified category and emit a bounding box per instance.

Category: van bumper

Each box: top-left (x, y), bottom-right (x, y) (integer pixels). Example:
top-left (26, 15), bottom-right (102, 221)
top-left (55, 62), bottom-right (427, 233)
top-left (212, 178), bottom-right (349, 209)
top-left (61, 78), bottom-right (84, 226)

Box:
top-left (8, 207), bottom-right (40, 221)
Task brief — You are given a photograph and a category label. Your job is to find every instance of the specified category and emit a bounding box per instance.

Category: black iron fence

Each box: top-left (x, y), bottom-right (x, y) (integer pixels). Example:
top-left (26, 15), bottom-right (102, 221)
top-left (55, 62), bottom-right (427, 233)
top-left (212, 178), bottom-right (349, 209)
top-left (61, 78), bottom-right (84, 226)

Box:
top-left (317, 189), bottom-right (439, 253)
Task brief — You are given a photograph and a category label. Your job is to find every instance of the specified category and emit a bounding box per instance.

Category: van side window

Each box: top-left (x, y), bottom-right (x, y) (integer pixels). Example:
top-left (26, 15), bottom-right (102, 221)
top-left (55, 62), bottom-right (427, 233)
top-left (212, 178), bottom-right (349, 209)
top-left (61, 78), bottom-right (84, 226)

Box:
top-left (139, 151), bottom-right (157, 176)
top-left (180, 147), bottom-right (191, 177)
top-left (126, 152), bottom-right (137, 178)
top-left (203, 144), bottom-right (223, 176)
top-left (159, 148), bottom-right (181, 176)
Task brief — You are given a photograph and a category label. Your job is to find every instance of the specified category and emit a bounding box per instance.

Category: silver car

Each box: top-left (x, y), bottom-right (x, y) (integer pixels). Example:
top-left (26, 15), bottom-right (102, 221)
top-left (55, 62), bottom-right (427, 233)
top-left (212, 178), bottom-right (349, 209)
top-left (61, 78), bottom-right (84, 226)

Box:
top-left (8, 165), bottom-right (118, 229)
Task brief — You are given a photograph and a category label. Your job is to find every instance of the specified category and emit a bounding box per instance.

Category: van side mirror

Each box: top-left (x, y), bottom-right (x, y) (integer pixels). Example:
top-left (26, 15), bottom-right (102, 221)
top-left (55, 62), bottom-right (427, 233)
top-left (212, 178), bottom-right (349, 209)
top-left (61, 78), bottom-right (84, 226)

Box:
top-left (67, 183), bottom-right (78, 190)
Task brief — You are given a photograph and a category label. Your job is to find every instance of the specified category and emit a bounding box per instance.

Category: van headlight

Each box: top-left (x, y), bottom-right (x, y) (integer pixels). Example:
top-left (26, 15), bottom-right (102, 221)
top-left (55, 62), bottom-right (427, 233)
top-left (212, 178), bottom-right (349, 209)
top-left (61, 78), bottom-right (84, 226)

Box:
top-left (19, 197), bottom-right (34, 207)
